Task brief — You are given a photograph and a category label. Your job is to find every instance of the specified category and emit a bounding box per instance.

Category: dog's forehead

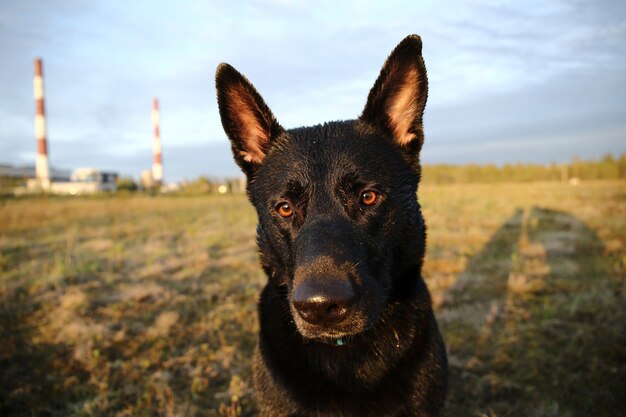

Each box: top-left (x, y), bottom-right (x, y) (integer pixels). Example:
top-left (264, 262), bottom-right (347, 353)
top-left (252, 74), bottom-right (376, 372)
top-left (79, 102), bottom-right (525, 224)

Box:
top-left (266, 121), bottom-right (405, 184)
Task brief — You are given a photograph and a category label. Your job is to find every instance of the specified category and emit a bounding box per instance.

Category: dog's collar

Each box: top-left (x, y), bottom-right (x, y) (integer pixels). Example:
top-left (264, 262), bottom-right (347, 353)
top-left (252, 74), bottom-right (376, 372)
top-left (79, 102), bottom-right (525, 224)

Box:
top-left (334, 338), bottom-right (347, 346)
top-left (309, 337), bottom-right (349, 347)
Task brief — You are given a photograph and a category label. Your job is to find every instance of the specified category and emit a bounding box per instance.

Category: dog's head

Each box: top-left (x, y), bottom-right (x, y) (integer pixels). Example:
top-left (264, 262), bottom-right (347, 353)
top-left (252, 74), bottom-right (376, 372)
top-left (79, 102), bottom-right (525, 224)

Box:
top-left (216, 35), bottom-right (428, 343)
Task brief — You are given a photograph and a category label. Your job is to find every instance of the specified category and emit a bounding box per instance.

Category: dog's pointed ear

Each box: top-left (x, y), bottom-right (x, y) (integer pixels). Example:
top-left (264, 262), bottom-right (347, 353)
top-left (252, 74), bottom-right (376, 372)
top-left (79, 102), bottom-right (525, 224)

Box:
top-left (360, 35), bottom-right (428, 154)
top-left (216, 63), bottom-right (284, 177)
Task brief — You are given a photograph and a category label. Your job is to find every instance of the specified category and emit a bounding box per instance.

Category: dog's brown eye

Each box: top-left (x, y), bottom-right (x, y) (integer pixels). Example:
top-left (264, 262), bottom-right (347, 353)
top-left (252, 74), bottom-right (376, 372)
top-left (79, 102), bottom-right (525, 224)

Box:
top-left (360, 191), bottom-right (379, 207)
top-left (277, 202), bottom-right (294, 218)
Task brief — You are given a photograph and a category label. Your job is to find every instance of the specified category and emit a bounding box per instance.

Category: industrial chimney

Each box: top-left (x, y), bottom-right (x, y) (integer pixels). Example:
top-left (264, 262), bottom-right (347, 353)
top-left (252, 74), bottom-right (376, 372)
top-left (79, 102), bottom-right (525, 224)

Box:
top-left (152, 98), bottom-right (163, 184)
top-left (34, 58), bottom-right (50, 189)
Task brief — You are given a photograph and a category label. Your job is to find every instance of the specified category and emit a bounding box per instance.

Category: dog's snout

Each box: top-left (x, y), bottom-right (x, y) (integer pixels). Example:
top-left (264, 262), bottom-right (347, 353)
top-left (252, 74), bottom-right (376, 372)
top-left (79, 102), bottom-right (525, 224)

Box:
top-left (292, 281), bottom-right (355, 326)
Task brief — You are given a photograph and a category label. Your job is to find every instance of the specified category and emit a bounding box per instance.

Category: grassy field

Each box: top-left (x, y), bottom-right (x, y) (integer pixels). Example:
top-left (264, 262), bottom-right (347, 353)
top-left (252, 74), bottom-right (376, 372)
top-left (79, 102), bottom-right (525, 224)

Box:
top-left (0, 181), bottom-right (624, 417)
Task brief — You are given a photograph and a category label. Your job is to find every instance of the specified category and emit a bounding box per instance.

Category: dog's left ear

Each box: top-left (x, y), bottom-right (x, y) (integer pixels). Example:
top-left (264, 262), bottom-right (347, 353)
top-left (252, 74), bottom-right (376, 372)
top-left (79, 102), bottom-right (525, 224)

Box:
top-left (360, 35), bottom-right (428, 157)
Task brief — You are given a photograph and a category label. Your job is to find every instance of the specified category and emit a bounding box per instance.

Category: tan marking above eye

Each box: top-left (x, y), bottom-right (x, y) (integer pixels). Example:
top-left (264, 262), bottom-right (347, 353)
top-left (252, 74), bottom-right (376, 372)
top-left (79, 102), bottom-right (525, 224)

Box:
top-left (277, 202), bottom-right (294, 218)
top-left (360, 191), bottom-right (379, 206)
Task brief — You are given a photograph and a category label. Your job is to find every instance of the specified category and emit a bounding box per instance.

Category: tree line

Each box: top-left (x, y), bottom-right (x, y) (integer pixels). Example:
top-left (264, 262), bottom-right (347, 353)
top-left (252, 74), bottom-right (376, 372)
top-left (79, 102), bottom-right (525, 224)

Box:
top-left (421, 153), bottom-right (626, 184)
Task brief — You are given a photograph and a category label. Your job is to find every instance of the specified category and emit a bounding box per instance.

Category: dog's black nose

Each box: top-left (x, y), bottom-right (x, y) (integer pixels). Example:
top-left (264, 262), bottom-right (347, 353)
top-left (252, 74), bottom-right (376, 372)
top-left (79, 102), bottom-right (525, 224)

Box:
top-left (292, 281), bottom-right (355, 326)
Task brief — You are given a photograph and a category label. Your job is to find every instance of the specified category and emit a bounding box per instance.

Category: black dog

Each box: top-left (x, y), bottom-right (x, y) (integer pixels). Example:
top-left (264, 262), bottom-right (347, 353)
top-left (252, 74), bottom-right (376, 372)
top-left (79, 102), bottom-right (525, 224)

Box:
top-left (216, 34), bottom-right (447, 417)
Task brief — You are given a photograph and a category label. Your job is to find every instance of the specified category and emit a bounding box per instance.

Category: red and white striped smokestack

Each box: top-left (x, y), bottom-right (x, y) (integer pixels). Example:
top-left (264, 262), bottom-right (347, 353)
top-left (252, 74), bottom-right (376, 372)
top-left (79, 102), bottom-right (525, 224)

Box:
top-left (152, 98), bottom-right (163, 184)
top-left (34, 58), bottom-right (50, 189)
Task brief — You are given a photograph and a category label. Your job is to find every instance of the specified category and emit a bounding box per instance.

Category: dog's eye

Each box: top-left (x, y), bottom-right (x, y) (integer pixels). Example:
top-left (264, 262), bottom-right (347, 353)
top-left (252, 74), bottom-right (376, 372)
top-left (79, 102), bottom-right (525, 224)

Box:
top-left (276, 202), bottom-right (294, 218)
top-left (360, 190), bottom-right (379, 207)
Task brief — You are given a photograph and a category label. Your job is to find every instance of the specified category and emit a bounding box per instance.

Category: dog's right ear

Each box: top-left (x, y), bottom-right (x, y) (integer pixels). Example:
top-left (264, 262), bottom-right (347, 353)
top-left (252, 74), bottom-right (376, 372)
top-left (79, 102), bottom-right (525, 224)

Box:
top-left (216, 63), bottom-right (284, 177)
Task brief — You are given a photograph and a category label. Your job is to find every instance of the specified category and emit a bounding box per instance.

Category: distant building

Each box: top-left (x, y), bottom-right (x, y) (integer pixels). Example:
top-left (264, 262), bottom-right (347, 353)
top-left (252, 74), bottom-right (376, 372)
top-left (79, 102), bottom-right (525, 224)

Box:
top-left (24, 167), bottom-right (118, 195)
top-left (228, 176), bottom-right (247, 194)
top-left (70, 168), bottom-right (118, 191)
top-left (0, 164), bottom-right (70, 181)
top-left (161, 182), bottom-right (181, 193)
top-left (140, 169), bottom-right (158, 189)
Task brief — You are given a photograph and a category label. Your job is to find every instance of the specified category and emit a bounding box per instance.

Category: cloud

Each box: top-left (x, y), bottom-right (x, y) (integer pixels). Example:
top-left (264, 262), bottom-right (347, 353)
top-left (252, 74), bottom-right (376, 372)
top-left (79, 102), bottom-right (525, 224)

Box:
top-left (0, 0), bottom-right (625, 182)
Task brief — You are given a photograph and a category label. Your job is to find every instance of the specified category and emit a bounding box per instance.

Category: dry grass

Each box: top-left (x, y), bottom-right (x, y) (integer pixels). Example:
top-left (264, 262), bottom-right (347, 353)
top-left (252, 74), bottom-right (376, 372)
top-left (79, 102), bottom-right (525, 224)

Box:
top-left (421, 182), bottom-right (625, 417)
top-left (0, 181), bottom-right (624, 416)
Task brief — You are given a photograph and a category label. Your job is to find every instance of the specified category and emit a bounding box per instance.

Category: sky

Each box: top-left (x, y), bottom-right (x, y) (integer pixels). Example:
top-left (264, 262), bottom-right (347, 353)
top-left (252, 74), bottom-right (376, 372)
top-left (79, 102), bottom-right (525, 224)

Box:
top-left (1, 0), bottom-right (625, 182)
